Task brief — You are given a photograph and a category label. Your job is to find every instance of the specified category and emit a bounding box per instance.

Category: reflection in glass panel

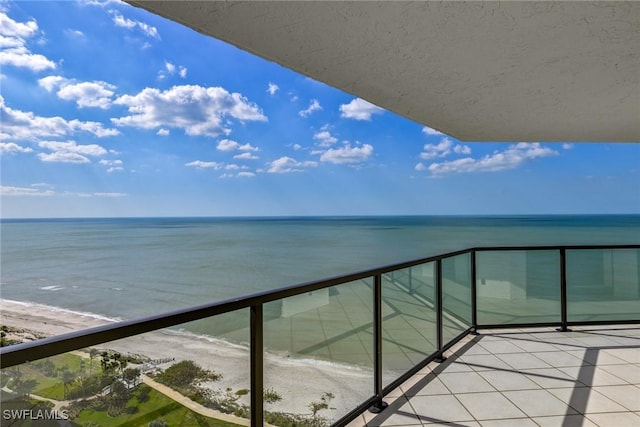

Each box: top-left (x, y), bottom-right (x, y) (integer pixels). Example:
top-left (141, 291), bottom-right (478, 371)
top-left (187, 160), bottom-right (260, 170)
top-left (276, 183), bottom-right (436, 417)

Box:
top-left (0, 310), bottom-right (250, 426)
top-left (476, 250), bottom-right (560, 325)
top-left (567, 249), bottom-right (640, 322)
top-left (442, 254), bottom-right (472, 344)
top-left (382, 262), bottom-right (437, 387)
top-left (263, 279), bottom-right (373, 425)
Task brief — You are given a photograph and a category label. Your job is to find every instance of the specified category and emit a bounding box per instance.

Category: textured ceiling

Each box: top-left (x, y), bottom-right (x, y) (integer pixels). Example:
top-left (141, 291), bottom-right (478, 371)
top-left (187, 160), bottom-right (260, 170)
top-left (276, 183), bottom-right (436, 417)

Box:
top-left (127, 1), bottom-right (639, 142)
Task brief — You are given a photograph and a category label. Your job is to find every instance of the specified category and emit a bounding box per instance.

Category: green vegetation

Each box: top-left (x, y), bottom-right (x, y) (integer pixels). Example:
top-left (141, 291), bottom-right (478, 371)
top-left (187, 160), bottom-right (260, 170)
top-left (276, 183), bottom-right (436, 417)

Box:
top-left (154, 360), bottom-right (221, 390)
top-left (2, 352), bottom-right (336, 427)
top-left (1, 353), bottom-right (89, 400)
top-left (72, 385), bottom-right (241, 427)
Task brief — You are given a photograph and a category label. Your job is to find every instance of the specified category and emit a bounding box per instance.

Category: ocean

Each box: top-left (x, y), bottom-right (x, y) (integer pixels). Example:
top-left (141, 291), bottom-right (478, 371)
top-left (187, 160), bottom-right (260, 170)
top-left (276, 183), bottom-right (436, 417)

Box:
top-left (1, 215), bottom-right (639, 321)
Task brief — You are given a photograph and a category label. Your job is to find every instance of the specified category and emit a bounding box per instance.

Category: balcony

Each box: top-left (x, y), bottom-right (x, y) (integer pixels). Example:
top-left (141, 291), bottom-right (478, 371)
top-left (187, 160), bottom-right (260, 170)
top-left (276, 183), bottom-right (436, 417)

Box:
top-left (347, 325), bottom-right (639, 426)
top-left (1, 245), bottom-right (638, 426)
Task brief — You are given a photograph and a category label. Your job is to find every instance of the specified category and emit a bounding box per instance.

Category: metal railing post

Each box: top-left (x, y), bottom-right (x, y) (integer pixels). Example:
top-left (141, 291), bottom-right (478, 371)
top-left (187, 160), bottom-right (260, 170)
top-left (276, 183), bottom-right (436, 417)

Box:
top-left (557, 249), bottom-right (571, 332)
top-left (369, 273), bottom-right (388, 413)
top-left (250, 304), bottom-right (264, 426)
top-left (435, 259), bottom-right (447, 362)
top-left (470, 250), bottom-right (478, 335)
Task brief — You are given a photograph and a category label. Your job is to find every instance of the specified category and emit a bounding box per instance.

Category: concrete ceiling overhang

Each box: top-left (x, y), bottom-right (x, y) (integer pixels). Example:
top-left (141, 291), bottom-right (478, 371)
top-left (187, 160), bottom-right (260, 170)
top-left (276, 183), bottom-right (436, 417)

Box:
top-left (126, 1), bottom-right (640, 142)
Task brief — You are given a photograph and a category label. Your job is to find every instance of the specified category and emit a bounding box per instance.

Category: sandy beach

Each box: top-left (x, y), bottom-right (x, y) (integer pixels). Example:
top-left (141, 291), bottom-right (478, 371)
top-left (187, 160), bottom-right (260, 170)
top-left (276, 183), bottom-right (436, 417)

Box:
top-left (0, 298), bottom-right (372, 418)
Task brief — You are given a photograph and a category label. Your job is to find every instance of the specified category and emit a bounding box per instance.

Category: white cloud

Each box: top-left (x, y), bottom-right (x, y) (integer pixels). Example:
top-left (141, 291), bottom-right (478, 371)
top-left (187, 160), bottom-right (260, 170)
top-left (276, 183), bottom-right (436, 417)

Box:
top-left (562, 143), bottom-right (574, 150)
top-left (38, 75), bottom-right (65, 91)
top-left (58, 81), bottom-right (116, 108)
top-left (99, 159), bottom-right (122, 166)
top-left (320, 142), bottom-right (374, 164)
top-left (0, 35), bottom-right (22, 49)
top-left (217, 138), bottom-right (259, 152)
top-left (234, 152), bottom-right (259, 160)
top-left (0, 185), bottom-right (127, 197)
top-left (0, 185), bottom-right (55, 196)
top-left (93, 192), bottom-right (127, 198)
top-left (237, 172), bottom-right (256, 178)
top-left (415, 162), bottom-right (426, 171)
top-left (37, 140), bottom-right (108, 164)
top-left (419, 137), bottom-right (471, 159)
top-left (84, 0), bottom-right (124, 7)
top-left (339, 98), bottom-right (384, 121)
top-left (38, 151), bottom-right (90, 164)
top-left (0, 12), bottom-right (55, 71)
top-left (99, 159), bottom-right (123, 172)
top-left (39, 76), bottom-right (116, 109)
top-left (299, 99), bottom-right (322, 117)
top-left (112, 85), bottom-right (267, 137)
top-left (1, 96), bottom-right (119, 140)
top-left (69, 120), bottom-right (120, 138)
top-left (313, 130), bottom-right (338, 147)
top-left (185, 160), bottom-right (223, 169)
top-left (185, 160), bottom-right (252, 176)
top-left (38, 140), bottom-right (107, 156)
top-left (266, 156), bottom-right (318, 173)
top-left (292, 144), bottom-right (302, 151)
top-left (0, 47), bottom-right (55, 71)
top-left (160, 61), bottom-right (187, 80)
top-left (422, 126), bottom-right (444, 136)
top-left (65, 29), bottom-right (85, 39)
top-left (453, 144), bottom-right (472, 155)
top-left (157, 128), bottom-right (170, 136)
top-left (420, 138), bottom-right (453, 159)
top-left (0, 142), bottom-right (33, 154)
top-left (0, 12), bottom-right (37, 38)
top-left (427, 142), bottom-right (558, 176)
top-left (267, 82), bottom-right (279, 95)
top-left (112, 12), bottom-right (159, 39)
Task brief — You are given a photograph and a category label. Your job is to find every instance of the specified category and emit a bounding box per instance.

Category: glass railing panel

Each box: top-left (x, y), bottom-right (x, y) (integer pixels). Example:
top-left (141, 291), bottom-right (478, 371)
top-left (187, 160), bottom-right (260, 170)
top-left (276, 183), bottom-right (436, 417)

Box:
top-left (567, 249), bottom-right (640, 322)
top-left (0, 309), bottom-right (251, 426)
top-left (441, 253), bottom-right (472, 343)
top-left (476, 250), bottom-right (561, 325)
top-left (382, 262), bottom-right (437, 387)
top-left (263, 279), bottom-right (374, 426)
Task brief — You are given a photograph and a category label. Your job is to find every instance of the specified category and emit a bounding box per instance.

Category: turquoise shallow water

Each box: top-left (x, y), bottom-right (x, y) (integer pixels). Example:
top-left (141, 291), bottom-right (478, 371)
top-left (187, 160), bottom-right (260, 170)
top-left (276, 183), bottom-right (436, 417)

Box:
top-left (1, 215), bottom-right (638, 320)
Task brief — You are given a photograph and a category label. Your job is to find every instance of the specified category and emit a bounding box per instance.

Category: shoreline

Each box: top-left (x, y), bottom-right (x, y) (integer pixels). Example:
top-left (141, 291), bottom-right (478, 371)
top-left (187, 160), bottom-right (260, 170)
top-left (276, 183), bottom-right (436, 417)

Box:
top-left (0, 298), bottom-right (372, 417)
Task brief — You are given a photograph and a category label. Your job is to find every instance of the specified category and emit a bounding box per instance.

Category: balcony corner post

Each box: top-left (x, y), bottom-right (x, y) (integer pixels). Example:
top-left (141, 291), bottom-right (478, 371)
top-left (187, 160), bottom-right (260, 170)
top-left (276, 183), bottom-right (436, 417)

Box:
top-left (368, 273), bottom-right (388, 413)
top-left (470, 249), bottom-right (479, 335)
top-left (250, 303), bottom-right (264, 427)
top-left (435, 259), bottom-right (447, 363)
top-left (557, 248), bottom-right (572, 332)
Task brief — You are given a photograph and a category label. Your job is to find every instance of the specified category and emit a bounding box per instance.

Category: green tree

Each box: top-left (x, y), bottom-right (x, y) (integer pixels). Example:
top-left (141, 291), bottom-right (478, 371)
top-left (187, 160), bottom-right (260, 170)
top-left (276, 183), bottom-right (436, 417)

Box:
top-left (154, 360), bottom-right (221, 389)
top-left (122, 367), bottom-right (140, 388)
top-left (59, 366), bottom-right (76, 399)
top-left (12, 377), bottom-right (38, 400)
top-left (107, 380), bottom-right (129, 417)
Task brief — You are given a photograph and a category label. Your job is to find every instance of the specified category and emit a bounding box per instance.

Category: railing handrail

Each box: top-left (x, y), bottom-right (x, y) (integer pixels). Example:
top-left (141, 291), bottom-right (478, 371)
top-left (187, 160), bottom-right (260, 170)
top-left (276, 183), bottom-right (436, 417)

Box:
top-left (1, 243), bottom-right (638, 369)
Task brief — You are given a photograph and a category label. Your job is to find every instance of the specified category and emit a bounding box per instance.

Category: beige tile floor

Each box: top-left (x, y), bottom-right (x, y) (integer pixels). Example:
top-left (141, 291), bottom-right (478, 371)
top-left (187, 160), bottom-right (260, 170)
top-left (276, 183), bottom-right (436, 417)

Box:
top-left (347, 325), bottom-right (640, 427)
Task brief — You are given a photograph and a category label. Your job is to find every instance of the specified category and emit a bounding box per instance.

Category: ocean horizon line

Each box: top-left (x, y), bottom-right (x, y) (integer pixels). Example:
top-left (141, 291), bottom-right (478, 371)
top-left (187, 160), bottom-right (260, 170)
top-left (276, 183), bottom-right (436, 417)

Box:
top-left (2, 212), bottom-right (639, 223)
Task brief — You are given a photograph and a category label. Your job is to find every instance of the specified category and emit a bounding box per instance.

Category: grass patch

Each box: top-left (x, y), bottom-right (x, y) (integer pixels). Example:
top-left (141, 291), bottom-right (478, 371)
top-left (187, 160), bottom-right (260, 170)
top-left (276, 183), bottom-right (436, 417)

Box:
top-left (23, 353), bottom-right (91, 400)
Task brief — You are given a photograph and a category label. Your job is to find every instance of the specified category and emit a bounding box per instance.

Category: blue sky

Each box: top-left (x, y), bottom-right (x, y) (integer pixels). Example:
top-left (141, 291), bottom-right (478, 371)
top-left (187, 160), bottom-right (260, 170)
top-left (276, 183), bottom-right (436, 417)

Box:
top-left (1, 0), bottom-right (638, 218)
